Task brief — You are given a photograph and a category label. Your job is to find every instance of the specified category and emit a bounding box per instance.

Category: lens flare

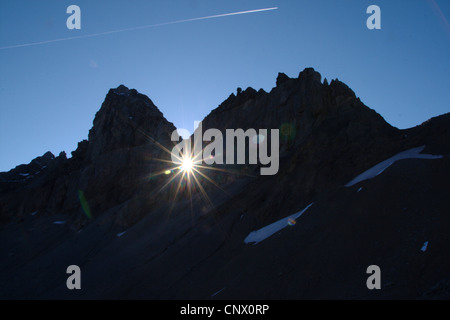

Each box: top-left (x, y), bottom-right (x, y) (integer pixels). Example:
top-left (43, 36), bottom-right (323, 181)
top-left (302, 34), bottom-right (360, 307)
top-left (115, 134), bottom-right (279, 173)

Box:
top-left (78, 189), bottom-right (92, 219)
top-left (280, 123), bottom-right (296, 142)
top-left (287, 218), bottom-right (296, 226)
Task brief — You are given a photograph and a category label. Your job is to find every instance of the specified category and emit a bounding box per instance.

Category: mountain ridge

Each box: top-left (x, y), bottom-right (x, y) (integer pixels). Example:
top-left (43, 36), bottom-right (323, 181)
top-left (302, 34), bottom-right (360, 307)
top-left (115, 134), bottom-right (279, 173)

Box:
top-left (1, 67), bottom-right (449, 299)
top-left (1, 67), bottom-right (448, 227)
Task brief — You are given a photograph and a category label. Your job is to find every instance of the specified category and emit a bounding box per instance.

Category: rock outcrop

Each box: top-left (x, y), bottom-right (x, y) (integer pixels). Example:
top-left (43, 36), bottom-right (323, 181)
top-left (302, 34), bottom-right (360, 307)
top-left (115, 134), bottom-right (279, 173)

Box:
top-left (0, 85), bottom-right (177, 227)
top-left (1, 68), bottom-right (449, 300)
top-left (197, 68), bottom-right (405, 221)
top-left (1, 68), bottom-right (449, 231)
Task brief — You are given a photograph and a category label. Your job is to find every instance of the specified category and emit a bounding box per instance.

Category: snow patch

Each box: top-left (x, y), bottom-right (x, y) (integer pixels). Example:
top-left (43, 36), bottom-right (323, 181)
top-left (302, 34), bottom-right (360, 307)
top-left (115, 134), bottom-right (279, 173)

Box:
top-left (421, 241), bottom-right (428, 252)
top-left (31, 211), bottom-right (38, 216)
top-left (357, 187), bottom-right (363, 192)
top-left (117, 231), bottom-right (127, 237)
top-left (211, 287), bottom-right (225, 297)
top-left (18, 173), bottom-right (30, 177)
top-left (244, 203), bottom-right (313, 245)
top-left (53, 221), bottom-right (66, 225)
top-left (345, 146), bottom-right (443, 187)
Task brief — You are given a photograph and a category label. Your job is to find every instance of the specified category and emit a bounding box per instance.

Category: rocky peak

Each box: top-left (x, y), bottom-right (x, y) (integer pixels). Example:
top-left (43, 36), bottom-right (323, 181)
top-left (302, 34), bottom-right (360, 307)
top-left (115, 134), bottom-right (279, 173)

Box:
top-left (276, 72), bottom-right (290, 87)
top-left (113, 84), bottom-right (132, 96)
top-left (329, 78), bottom-right (356, 99)
top-left (196, 67), bottom-right (401, 202)
top-left (1, 84), bottom-right (178, 226)
top-left (0, 151), bottom-right (56, 184)
top-left (86, 85), bottom-right (176, 160)
top-left (298, 67), bottom-right (322, 83)
top-left (209, 87), bottom-right (262, 116)
top-left (202, 67), bottom-right (393, 142)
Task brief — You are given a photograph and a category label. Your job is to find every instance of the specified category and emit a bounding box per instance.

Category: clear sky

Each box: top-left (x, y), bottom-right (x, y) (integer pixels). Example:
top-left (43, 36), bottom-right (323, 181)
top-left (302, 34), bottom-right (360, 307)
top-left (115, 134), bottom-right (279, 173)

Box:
top-left (0, 0), bottom-right (449, 172)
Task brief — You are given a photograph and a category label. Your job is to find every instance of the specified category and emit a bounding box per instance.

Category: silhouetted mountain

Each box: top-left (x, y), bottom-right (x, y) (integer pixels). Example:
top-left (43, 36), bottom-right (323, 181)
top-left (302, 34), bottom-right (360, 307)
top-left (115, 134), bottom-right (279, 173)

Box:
top-left (1, 68), bottom-right (449, 299)
top-left (0, 84), bottom-right (177, 227)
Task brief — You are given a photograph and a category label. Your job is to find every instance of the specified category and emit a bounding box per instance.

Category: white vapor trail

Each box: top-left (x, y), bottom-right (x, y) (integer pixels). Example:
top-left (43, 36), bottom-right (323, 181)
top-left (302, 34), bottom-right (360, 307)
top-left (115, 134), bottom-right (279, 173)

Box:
top-left (0, 7), bottom-right (278, 50)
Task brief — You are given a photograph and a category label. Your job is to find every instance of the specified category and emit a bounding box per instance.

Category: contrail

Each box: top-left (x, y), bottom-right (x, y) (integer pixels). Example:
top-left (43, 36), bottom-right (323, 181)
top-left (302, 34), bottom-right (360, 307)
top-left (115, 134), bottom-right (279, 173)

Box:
top-left (427, 0), bottom-right (450, 41)
top-left (0, 7), bottom-right (278, 50)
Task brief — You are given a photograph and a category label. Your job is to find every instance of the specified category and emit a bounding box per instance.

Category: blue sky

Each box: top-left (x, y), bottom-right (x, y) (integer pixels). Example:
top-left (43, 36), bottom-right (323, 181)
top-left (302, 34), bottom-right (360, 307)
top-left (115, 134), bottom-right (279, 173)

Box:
top-left (0, 0), bottom-right (449, 172)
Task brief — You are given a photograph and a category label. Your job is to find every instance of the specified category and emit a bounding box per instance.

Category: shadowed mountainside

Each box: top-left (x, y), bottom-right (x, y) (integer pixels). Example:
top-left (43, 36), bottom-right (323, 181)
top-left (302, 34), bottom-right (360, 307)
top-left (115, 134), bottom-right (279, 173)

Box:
top-left (0, 68), bottom-right (449, 299)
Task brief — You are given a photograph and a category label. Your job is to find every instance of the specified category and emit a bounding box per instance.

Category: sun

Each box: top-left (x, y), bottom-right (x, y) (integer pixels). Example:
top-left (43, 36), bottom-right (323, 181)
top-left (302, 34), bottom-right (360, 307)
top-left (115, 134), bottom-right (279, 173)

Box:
top-left (152, 142), bottom-right (234, 216)
top-left (180, 157), bottom-right (193, 173)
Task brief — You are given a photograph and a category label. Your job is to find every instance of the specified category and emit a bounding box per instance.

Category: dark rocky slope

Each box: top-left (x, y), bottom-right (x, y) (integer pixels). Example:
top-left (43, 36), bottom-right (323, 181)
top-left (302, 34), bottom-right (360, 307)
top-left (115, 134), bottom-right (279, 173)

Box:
top-left (0, 68), bottom-right (449, 299)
